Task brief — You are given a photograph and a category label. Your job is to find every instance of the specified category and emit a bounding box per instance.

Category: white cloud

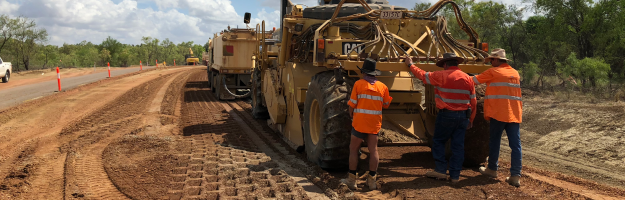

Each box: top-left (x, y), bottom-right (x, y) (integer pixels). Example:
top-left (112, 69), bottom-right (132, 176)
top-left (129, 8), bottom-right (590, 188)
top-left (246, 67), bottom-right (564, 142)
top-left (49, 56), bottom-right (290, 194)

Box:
top-left (250, 9), bottom-right (280, 31)
top-left (0, 0), bottom-right (241, 46)
top-left (0, 1), bottom-right (19, 16)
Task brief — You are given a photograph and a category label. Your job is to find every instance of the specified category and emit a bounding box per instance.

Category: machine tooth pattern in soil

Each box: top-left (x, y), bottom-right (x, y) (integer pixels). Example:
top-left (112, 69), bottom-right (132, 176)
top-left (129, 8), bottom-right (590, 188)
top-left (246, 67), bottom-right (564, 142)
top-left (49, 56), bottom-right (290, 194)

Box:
top-left (168, 72), bottom-right (309, 200)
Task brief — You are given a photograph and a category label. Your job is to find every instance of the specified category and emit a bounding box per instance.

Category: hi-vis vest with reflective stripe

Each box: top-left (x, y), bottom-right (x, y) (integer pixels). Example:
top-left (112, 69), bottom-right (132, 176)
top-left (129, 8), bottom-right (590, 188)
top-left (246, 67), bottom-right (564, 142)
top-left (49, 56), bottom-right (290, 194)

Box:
top-left (348, 80), bottom-right (392, 134)
top-left (473, 63), bottom-right (523, 123)
top-left (410, 65), bottom-right (478, 123)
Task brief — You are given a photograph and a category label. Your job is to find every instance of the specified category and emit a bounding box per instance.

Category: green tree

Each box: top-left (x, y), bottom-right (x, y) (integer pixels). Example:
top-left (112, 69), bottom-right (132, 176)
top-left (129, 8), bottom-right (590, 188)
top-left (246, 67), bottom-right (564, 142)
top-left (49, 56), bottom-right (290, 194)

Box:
top-left (557, 53), bottom-right (611, 87)
top-left (141, 36), bottom-right (159, 65)
top-left (100, 48), bottom-right (111, 66)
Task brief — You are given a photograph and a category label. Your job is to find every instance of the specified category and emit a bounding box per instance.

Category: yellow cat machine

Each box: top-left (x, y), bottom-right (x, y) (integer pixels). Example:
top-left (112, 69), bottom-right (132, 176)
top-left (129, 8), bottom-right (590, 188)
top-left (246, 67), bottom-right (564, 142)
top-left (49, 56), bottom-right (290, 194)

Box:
top-left (185, 48), bottom-right (200, 65)
top-left (252, 0), bottom-right (492, 169)
top-left (207, 15), bottom-right (262, 100)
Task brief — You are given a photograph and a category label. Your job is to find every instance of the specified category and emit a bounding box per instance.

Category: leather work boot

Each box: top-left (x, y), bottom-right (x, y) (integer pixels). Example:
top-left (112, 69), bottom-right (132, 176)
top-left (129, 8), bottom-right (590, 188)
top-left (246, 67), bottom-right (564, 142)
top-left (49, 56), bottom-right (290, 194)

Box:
top-left (479, 166), bottom-right (498, 178)
top-left (451, 179), bottom-right (459, 185)
top-left (367, 174), bottom-right (377, 190)
top-left (506, 175), bottom-right (521, 187)
top-left (425, 171), bottom-right (448, 180)
top-left (341, 173), bottom-right (358, 190)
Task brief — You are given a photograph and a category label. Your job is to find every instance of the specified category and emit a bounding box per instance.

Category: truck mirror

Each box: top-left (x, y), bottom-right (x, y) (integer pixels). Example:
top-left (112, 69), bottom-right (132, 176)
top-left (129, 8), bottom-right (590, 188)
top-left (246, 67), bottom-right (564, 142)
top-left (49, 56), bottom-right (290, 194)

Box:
top-left (244, 12), bottom-right (251, 24)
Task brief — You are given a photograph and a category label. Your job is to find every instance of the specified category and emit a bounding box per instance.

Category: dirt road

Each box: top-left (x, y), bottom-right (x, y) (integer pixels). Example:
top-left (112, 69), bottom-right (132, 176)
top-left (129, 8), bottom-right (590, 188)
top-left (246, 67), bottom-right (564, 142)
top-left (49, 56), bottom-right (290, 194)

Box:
top-left (1, 68), bottom-right (624, 200)
top-left (0, 66), bottom-right (155, 110)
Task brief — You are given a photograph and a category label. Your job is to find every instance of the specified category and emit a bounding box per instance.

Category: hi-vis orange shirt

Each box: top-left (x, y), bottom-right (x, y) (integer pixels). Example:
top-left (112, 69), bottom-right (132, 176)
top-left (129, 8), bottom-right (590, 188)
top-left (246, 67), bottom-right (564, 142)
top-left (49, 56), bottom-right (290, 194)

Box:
top-left (472, 63), bottom-right (522, 123)
top-left (348, 80), bottom-right (393, 134)
top-left (410, 65), bottom-right (477, 123)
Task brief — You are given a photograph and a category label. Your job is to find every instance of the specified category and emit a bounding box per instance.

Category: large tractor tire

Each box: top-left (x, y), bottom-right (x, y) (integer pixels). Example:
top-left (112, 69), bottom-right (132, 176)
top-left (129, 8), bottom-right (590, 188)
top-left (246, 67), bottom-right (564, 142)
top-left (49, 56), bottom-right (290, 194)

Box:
top-left (251, 66), bottom-right (269, 119)
top-left (2, 70), bottom-right (9, 83)
top-left (303, 71), bottom-right (355, 170)
top-left (463, 86), bottom-right (490, 167)
top-left (424, 85), bottom-right (489, 168)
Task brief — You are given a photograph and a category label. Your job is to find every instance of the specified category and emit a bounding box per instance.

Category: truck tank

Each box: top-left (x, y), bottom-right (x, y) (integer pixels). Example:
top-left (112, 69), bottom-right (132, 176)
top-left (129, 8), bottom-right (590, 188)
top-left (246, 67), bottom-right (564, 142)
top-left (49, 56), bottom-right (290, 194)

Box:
top-left (207, 28), bottom-right (258, 100)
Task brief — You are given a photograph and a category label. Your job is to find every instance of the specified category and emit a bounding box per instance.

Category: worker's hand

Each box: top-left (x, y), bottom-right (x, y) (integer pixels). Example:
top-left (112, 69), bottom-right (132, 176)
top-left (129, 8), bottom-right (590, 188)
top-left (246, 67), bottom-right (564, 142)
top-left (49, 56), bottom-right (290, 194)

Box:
top-left (404, 55), bottom-right (414, 67)
top-left (467, 123), bottom-right (473, 130)
top-left (349, 111), bottom-right (353, 118)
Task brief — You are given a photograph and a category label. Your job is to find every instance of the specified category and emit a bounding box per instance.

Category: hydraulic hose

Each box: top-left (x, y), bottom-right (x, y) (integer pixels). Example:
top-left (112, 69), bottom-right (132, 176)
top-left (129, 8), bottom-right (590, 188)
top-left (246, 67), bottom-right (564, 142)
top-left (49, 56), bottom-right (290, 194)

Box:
top-left (222, 76), bottom-right (252, 99)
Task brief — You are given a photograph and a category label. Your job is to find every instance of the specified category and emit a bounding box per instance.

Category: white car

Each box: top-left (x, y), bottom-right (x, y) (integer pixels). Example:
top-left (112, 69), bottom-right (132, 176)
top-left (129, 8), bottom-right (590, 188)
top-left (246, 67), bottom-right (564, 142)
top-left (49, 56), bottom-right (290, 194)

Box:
top-left (0, 57), bottom-right (11, 83)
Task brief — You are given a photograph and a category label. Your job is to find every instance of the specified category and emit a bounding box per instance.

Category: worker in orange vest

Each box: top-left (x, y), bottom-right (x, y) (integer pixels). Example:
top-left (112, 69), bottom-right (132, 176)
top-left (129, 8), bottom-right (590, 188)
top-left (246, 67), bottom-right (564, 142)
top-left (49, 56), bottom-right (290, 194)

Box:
top-left (405, 53), bottom-right (477, 184)
top-left (341, 58), bottom-right (392, 190)
top-left (473, 49), bottom-right (523, 187)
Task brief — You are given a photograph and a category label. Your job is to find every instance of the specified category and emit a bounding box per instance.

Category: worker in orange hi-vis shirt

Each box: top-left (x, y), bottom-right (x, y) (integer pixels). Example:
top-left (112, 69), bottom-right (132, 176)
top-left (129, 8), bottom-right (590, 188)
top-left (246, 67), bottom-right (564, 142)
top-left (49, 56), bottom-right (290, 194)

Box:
top-left (405, 53), bottom-right (477, 185)
top-left (473, 49), bottom-right (523, 187)
top-left (340, 58), bottom-right (392, 191)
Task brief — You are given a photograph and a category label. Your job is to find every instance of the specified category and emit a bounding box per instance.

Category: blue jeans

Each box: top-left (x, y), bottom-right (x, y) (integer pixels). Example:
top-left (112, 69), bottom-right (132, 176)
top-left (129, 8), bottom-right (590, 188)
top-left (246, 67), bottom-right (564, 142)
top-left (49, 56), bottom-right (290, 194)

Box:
top-left (432, 110), bottom-right (469, 180)
top-left (487, 119), bottom-right (522, 176)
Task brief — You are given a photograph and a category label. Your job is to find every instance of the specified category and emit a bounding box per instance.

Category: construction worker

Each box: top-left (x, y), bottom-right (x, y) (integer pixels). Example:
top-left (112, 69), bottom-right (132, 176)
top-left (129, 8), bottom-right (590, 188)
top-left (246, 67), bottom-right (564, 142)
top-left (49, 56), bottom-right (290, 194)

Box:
top-left (341, 58), bottom-right (393, 190)
top-left (474, 49), bottom-right (523, 187)
top-left (405, 53), bottom-right (477, 184)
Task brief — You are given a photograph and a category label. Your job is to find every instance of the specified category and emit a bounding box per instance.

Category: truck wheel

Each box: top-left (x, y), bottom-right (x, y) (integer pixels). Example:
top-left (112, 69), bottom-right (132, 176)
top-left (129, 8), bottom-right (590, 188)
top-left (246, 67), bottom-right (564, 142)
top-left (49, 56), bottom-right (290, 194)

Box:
top-left (207, 68), bottom-right (212, 88)
top-left (251, 66), bottom-right (269, 119)
top-left (303, 71), bottom-right (355, 170)
top-left (212, 73), bottom-right (221, 100)
top-left (2, 71), bottom-right (8, 83)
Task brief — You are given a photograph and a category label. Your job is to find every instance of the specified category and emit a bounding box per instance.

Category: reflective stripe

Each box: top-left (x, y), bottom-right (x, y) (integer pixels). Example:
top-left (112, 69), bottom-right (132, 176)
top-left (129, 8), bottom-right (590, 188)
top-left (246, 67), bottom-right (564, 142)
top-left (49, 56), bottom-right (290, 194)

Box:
top-left (435, 94), bottom-right (470, 104)
top-left (354, 108), bottom-right (383, 115)
top-left (484, 95), bottom-right (522, 101)
top-left (436, 86), bottom-right (471, 95)
top-left (470, 94), bottom-right (476, 99)
top-left (384, 102), bottom-right (390, 105)
top-left (357, 94), bottom-right (383, 101)
top-left (350, 99), bottom-right (358, 104)
top-left (425, 72), bottom-right (431, 84)
top-left (473, 76), bottom-right (480, 84)
top-left (489, 82), bottom-right (521, 88)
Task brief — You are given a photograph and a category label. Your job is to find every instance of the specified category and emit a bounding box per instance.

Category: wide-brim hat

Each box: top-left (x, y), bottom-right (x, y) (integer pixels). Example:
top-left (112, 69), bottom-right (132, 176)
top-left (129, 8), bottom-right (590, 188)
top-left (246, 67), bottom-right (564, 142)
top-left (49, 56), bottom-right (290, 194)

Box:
top-left (485, 48), bottom-right (511, 63)
top-left (357, 58), bottom-right (381, 76)
top-left (436, 53), bottom-right (465, 67)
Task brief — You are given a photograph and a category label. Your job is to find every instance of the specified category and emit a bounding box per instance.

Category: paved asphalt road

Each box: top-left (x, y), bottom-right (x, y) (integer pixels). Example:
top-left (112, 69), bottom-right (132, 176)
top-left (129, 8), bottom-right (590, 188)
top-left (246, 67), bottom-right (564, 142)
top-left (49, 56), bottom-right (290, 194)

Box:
top-left (0, 67), bottom-right (155, 110)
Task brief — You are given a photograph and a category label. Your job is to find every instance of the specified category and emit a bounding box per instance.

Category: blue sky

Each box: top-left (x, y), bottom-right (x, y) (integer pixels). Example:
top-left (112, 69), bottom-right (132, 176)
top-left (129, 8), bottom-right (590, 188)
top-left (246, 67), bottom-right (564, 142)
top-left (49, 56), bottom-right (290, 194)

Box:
top-left (0, 0), bottom-right (527, 46)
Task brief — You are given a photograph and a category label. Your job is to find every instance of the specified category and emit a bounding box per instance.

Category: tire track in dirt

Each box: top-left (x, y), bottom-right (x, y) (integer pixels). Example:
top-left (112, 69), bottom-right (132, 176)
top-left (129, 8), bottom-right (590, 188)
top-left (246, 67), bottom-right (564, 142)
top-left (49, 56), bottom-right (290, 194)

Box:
top-left (0, 67), bottom-right (196, 199)
top-left (60, 70), bottom-right (185, 199)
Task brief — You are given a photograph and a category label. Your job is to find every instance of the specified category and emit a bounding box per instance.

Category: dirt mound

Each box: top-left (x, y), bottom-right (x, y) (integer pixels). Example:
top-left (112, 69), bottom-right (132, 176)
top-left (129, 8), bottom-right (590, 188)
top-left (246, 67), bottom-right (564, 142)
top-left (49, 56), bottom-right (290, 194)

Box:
top-left (379, 121), bottom-right (424, 143)
top-left (103, 135), bottom-right (178, 200)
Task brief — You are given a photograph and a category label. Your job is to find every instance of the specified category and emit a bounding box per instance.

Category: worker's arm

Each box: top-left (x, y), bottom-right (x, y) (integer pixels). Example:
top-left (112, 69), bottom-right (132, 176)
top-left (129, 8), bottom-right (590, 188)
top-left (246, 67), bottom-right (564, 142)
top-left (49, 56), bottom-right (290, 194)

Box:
top-left (468, 83), bottom-right (477, 129)
top-left (405, 57), bottom-right (442, 86)
top-left (382, 87), bottom-right (393, 109)
top-left (348, 82), bottom-right (359, 118)
top-left (349, 107), bottom-right (354, 118)
top-left (473, 68), bottom-right (494, 85)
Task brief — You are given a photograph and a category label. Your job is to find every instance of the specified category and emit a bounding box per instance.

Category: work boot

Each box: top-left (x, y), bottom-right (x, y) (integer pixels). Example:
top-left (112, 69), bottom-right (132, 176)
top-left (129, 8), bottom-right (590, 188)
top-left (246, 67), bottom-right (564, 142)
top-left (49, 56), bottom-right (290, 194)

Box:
top-left (451, 179), bottom-right (459, 185)
top-left (506, 175), bottom-right (521, 187)
top-left (366, 174), bottom-right (377, 190)
top-left (479, 166), bottom-right (498, 178)
top-left (341, 173), bottom-right (358, 190)
top-left (425, 171), bottom-right (447, 180)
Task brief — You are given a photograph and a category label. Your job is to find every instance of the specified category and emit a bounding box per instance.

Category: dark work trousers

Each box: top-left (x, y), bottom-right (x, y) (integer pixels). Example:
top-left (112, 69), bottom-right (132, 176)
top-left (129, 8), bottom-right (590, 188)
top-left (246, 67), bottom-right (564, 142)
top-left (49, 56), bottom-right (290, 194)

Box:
top-left (487, 119), bottom-right (522, 176)
top-left (432, 110), bottom-right (470, 180)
